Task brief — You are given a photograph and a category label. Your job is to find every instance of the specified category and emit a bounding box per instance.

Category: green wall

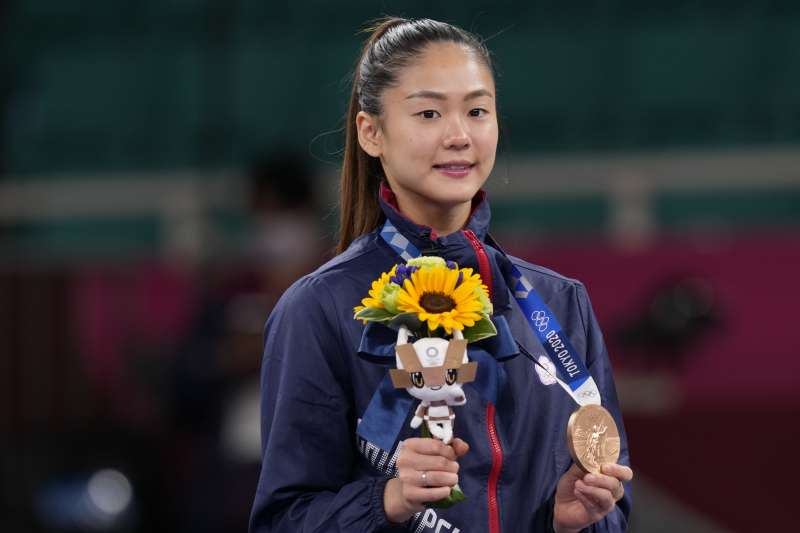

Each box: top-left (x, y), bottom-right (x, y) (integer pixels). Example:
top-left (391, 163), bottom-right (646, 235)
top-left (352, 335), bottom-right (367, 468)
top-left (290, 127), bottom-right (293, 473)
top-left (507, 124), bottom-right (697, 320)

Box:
top-left (3, 1), bottom-right (800, 176)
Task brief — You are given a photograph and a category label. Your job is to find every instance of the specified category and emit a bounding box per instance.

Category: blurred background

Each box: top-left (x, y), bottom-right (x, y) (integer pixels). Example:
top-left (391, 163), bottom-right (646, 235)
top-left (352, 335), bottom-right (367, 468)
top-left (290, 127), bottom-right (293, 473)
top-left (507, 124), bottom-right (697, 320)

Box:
top-left (1, 1), bottom-right (799, 532)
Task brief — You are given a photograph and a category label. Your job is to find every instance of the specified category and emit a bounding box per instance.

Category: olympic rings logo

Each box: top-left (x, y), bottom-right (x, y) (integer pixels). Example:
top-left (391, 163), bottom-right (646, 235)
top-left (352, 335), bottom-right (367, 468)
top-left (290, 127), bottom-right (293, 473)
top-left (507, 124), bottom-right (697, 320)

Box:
top-left (531, 310), bottom-right (549, 332)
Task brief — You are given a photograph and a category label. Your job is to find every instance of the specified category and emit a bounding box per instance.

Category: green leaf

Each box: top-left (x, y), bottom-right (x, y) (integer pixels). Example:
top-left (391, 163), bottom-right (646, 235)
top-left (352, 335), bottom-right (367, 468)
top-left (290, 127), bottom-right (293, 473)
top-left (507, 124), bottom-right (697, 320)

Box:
top-left (387, 312), bottom-right (424, 332)
top-left (420, 423), bottom-right (431, 439)
top-left (426, 484), bottom-right (466, 509)
top-left (354, 306), bottom-right (395, 323)
top-left (463, 315), bottom-right (497, 343)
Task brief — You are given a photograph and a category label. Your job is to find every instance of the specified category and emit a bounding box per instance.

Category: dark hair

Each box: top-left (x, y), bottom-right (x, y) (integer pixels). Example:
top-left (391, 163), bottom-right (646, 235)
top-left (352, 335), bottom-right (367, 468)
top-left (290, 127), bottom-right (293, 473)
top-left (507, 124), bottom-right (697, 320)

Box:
top-left (336, 17), bottom-right (494, 254)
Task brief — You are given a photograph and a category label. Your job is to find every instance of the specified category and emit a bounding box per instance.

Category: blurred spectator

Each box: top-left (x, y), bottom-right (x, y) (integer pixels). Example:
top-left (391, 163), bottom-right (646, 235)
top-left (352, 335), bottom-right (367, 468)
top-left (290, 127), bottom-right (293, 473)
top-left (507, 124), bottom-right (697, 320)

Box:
top-left (615, 274), bottom-right (721, 369)
top-left (165, 151), bottom-right (327, 532)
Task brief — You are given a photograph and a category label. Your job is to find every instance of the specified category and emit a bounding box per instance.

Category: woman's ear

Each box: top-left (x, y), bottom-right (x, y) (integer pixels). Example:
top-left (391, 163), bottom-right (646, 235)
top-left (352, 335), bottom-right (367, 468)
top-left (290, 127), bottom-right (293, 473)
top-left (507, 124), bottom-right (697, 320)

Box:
top-left (356, 111), bottom-right (382, 158)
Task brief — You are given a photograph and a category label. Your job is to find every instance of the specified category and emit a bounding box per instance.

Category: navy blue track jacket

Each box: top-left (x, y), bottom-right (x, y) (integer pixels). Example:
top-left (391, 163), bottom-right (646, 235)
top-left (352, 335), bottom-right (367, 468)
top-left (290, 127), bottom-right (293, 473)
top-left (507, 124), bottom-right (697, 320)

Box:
top-left (250, 189), bottom-right (632, 532)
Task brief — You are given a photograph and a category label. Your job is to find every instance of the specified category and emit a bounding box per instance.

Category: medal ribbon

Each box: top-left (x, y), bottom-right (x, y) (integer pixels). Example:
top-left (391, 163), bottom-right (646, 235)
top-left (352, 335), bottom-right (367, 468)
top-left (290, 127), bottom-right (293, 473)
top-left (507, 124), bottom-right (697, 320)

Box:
top-left (380, 219), bottom-right (601, 407)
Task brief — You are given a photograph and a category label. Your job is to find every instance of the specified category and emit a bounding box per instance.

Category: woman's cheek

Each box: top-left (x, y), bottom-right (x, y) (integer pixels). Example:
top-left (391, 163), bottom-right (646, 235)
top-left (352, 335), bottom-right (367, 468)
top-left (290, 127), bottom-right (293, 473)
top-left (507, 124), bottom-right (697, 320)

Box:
top-left (409, 134), bottom-right (436, 157)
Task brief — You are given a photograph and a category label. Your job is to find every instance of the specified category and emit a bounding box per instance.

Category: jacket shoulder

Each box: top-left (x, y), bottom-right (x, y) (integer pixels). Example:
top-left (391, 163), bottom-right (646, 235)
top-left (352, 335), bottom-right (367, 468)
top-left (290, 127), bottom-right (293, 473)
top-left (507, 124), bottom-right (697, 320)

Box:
top-left (504, 254), bottom-right (599, 345)
top-left (311, 232), bottom-right (386, 278)
top-left (506, 254), bottom-right (586, 292)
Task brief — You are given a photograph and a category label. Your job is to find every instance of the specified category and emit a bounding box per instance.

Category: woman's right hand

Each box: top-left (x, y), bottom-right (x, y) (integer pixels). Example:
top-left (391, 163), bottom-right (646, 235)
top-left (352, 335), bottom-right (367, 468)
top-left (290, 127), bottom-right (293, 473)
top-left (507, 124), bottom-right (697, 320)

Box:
top-left (383, 437), bottom-right (470, 523)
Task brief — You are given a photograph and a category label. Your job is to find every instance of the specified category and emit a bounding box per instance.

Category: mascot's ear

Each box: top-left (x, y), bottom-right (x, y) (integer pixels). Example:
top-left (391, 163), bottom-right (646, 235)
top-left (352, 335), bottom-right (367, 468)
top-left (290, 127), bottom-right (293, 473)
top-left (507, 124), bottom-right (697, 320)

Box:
top-left (396, 344), bottom-right (422, 372)
top-left (444, 339), bottom-right (468, 368)
top-left (392, 343), bottom-right (421, 389)
top-left (389, 368), bottom-right (413, 388)
top-left (458, 361), bottom-right (478, 383)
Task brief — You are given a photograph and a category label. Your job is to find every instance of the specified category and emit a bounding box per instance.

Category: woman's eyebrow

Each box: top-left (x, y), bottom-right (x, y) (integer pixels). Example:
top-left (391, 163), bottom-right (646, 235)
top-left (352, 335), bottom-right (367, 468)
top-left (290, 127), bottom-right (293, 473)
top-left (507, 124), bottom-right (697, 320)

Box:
top-left (405, 89), bottom-right (494, 101)
top-left (464, 89), bottom-right (494, 100)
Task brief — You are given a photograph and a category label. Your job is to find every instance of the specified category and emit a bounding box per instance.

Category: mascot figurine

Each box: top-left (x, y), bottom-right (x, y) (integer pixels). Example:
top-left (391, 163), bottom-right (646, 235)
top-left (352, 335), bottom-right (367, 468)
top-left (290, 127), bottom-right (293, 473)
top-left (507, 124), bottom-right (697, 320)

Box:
top-left (389, 326), bottom-right (478, 444)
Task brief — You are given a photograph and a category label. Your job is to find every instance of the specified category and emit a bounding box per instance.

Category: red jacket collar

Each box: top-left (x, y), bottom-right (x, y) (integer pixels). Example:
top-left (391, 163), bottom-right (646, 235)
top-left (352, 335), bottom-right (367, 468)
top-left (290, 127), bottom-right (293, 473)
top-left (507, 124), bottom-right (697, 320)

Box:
top-left (378, 181), bottom-right (487, 241)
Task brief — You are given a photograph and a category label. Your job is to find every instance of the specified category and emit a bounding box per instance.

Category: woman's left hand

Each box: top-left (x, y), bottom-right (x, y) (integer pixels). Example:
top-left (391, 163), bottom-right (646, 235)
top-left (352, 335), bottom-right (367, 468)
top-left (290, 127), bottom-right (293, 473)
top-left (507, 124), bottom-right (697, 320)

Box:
top-left (552, 462), bottom-right (633, 533)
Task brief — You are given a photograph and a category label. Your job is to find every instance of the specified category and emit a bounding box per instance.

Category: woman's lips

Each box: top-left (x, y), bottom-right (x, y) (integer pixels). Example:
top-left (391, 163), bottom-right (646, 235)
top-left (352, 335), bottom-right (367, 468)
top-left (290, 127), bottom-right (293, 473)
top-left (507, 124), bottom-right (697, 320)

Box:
top-left (433, 163), bottom-right (475, 178)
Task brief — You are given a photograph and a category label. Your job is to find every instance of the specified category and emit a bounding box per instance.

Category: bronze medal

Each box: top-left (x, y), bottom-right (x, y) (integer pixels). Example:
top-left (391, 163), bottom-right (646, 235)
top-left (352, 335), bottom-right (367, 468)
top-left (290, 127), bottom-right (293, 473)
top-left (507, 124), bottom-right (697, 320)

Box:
top-left (566, 404), bottom-right (621, 474)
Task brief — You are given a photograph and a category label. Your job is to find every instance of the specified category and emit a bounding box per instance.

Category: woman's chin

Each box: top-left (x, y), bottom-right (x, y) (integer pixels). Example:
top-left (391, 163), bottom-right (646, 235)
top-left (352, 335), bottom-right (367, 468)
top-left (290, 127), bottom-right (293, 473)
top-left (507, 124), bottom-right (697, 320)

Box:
top-left (433, 184), bottom-right (483, 205)
top-left (426, 176), bottom-right (484, 200)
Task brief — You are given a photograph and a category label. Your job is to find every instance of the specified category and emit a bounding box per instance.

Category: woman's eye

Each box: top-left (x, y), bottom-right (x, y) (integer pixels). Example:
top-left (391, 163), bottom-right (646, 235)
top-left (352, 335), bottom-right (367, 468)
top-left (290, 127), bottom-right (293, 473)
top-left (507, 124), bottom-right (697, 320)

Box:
top-left (469, 108), bottom-right (488, 117)
top-left (417, 110), bottom-right (440, 119)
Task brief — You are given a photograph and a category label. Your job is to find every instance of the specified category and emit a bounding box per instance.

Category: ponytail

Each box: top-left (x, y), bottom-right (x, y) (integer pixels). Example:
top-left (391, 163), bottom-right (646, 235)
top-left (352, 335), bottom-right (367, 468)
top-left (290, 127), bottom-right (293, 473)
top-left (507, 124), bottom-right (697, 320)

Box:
top-left (336, 18), bottom-right (404, 254)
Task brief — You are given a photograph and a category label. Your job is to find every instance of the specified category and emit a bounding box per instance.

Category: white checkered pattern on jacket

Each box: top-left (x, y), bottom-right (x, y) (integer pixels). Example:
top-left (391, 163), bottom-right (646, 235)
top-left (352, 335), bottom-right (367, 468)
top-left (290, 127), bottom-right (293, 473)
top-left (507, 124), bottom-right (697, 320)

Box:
top-left (380, 220), bottom-right (420, 261)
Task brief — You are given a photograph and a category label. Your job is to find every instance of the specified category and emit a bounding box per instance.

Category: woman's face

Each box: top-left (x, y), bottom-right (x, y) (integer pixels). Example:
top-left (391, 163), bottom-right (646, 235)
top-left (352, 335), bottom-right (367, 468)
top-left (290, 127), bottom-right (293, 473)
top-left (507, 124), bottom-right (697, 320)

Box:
top-left (358, 42), bottom-right (498, 214)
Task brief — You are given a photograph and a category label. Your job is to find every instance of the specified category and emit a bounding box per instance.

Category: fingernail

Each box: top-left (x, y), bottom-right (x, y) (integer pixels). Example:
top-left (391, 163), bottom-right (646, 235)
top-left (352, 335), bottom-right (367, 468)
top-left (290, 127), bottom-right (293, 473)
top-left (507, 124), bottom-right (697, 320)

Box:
top-left (585, 474), bottom-right (596, 483)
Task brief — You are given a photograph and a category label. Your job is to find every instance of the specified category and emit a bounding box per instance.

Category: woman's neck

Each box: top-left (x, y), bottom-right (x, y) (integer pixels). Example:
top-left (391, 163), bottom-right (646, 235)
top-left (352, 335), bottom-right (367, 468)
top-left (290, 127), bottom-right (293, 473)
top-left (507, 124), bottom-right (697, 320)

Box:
top-left (393, 192), bottom-right (471, 238)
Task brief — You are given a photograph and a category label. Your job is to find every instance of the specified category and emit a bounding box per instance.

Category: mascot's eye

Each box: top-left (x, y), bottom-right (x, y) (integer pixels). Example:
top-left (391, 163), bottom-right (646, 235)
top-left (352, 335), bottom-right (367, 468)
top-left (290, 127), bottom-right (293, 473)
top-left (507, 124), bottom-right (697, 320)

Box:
top-left (411, 372), bottom-right (425, 388)
top-left (445, 368), bottom-right (458, 385)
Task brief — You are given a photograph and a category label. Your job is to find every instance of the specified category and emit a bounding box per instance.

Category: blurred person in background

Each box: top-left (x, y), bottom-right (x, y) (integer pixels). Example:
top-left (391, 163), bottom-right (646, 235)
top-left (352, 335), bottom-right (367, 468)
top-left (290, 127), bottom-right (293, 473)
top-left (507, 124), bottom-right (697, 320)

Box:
top-left (168, 152), bottom-right (327, 531)
top-left (250, 18), bottom-right (632, 533)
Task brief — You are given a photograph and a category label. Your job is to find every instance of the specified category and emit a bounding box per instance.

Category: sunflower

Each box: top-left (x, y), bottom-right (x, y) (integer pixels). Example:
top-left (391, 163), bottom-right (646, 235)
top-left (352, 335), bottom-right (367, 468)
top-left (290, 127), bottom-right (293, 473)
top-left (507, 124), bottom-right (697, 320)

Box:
top-left (353, 265), bottom-right (397, 316)
top-left (396, 265), bottom-right (487, 334)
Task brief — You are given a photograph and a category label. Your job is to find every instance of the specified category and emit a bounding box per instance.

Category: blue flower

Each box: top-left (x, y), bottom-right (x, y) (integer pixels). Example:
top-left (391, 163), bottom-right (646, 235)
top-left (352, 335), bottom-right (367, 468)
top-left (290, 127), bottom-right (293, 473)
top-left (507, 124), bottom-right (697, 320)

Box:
top-left (390, 264), bottom-right (419, 286)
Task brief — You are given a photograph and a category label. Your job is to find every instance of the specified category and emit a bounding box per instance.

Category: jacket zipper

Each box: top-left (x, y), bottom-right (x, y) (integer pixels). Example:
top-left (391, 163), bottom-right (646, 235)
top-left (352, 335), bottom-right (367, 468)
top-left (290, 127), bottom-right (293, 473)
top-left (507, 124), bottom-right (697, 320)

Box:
top-left (486, 403), bottom-right (503, 533)
top-left (463, 230), bottom-right (493, 301)
top-left (463, 229), bottom-right (502, 533)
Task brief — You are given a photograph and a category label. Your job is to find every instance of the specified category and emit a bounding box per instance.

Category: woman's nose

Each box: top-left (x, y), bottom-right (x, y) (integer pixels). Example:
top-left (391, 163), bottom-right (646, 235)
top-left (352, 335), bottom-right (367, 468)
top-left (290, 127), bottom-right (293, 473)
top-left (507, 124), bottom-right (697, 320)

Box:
top-left (443, 118), bottom-right (470, 149)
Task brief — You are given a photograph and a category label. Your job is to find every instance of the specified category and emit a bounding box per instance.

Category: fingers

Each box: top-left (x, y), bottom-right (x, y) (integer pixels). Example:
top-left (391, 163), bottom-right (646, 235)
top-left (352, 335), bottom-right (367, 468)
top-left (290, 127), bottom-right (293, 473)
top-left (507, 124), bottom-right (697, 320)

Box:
top-left (395, 438), bottom-right (467, 511)
top-left (398, 468), bottom-right (458, 488)
top-left (573, 485), bottom-right (608, 522)
top-left (393, 437), bottom-right (470, 515)
top-left (393, 439), bottom-right (462, 517)
top-left (574, 479), bottom-right (615, 515)
top-left (555, 462), bottom-right (633, 530)
top-left (403, 485), bottom-right (453, 511)
top-left (574, 462), bottom-right (633, 518)
top-left (397, 438), bottom-right (463, 474)
top-left (601, 463), bottom-right (634, 482)
top-left (397, 451), bottom-right (460, 474)
top-left (582, 463), bottom-right (632, 502)
top-left (383, 478), bottom-right (449, 522)
top-left (403, 438), bottom-right (458, 461)
top-left (582, 473), bottom-right (624, 501)
top-left (450, 438), bottom-right (470, 458)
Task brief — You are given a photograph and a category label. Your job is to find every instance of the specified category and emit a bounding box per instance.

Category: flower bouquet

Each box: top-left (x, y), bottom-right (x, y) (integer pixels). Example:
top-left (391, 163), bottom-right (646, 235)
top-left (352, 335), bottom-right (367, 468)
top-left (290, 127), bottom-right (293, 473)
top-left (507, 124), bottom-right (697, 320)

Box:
top-left (354, 256), bottom-right (496, 341)
top-left (354, 256), bottom-right (496, 508)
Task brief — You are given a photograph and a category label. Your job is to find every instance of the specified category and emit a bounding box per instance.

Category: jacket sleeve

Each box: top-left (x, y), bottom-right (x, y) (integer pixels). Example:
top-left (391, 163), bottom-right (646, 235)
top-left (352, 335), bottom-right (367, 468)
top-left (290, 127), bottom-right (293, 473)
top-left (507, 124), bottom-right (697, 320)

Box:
top-left (575, 283), bottom-right (633, 533)
top-left (249, 276), bottom-right (406, 533)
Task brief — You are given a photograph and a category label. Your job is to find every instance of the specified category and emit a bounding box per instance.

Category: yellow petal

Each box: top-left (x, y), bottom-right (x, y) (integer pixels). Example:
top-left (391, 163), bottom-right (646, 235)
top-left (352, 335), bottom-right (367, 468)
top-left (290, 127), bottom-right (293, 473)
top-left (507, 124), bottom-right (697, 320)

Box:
top-left (397, 292), bottom-right (424, 314)
top-left (403, 278), bottom-right (419, 301)
top-left (456, 299), bottom-right (482, 314)
top-left (451, 282), bottom-right (478, 303)
top-left (434, 267), bottom-right (446, 292)
top-left (443, 268), bottom-right (459, 294)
